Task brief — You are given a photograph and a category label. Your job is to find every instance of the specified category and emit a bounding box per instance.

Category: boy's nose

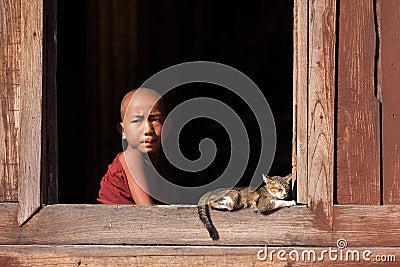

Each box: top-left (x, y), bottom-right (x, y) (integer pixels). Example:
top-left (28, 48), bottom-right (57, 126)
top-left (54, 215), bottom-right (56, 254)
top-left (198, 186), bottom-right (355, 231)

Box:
top-left (144, 120), bottom-right (153, 134)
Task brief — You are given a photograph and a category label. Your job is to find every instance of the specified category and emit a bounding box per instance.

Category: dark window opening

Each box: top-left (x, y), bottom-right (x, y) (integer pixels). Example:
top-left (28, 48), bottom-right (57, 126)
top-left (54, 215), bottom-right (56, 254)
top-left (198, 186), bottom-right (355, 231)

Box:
top-left (57, 0), bottom-right (294, 203)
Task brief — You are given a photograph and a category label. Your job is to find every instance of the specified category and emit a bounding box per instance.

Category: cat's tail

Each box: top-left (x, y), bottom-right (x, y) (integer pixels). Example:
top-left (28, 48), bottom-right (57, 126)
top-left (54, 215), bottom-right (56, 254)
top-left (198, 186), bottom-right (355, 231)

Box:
top-left (197, 192), bottom-right (219, 241)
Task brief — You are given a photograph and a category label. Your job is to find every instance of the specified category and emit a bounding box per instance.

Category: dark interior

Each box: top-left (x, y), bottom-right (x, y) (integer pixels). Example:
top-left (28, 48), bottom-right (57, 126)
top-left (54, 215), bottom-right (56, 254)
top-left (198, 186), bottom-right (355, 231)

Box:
top-left (57, 0), bottom-right (294, 203)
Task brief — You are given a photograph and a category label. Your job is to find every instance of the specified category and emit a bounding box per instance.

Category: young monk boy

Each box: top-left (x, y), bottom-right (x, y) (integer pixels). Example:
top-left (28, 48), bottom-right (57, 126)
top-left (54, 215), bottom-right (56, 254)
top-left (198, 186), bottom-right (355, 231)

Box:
top-left (97, 87), bottom-right (166, 204)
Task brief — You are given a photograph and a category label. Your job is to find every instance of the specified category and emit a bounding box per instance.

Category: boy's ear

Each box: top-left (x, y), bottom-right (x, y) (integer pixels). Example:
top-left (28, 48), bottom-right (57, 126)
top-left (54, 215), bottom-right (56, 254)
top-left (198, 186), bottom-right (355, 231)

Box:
top-left (262, 174), bottom-right (272, 184)
top-left (117, 122), bottom-right (126, 139)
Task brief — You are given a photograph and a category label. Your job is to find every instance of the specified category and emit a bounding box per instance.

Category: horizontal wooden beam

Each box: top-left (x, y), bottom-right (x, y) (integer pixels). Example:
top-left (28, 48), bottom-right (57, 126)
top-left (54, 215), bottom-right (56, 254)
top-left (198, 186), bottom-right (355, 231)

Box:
top-left (0, 203), bottom-right (330, 246)
top-left (333, 205), bottom-right (400, 232)
top-left (1, 203), bottom-right (400, 247)
top-left (0, 245), bottom-right (399, 266)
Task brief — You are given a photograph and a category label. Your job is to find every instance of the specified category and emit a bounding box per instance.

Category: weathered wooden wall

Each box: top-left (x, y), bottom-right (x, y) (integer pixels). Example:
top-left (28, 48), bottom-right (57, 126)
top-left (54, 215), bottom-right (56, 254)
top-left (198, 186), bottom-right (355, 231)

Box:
top-left (336, 0), bottom-right (400, 205)
top-left (381, 0), bottom-right (400, 205)
top-left (0, 0), bottom-right (20, 202)
top-left (306, 0), bottom-right (336, 226)
top-left (0, 245), bottom-right (399, 266)
top-left (18, 0), bottom-right (43, 226)
top-left (293, 0), bottom-right (308, 204)
top-left (336, 0), bottom-right (381, 205)
top-left (0, 204), bottom-right (399, 266)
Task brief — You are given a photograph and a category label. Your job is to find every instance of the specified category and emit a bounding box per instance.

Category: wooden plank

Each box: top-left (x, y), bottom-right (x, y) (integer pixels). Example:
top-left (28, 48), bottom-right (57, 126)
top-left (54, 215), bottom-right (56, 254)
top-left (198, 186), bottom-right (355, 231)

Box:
top-left (0, 0), bottom-right (20, 202)
top-left (292, 0), bottom-right (298, 197)
top-left (336, 0), bottom-right (381, 204)
top-left (307, 0), bottom-right (336, 226)
top-left (18, 0), bottom-right (42, 225)
top-left (2, 203), bottom-right (400, 247)
top-left (380, 0), bottom-right (400, 204)
top-left (0, 245), bottom-right (399, 266)
top-left (293, 0), bottom-right (308, 204)
top-left (375, 0), bottom-right (382, 103)
top-left (334, 205), bottom-right (400, 229)
top-left (333, 205), bottom-right (400, 246)
top-left (0, 245), bottom-right (278, 267)
top-left (0, 203), bottom-right (333, 246)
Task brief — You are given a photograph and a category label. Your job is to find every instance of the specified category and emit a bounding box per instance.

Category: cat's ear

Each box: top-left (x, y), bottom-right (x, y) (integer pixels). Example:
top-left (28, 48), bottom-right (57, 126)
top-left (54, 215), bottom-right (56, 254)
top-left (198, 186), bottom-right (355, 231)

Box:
top-left (262, 174), bottom-right (273, 184)
top-left (284, 174), bottom-right (292, 183)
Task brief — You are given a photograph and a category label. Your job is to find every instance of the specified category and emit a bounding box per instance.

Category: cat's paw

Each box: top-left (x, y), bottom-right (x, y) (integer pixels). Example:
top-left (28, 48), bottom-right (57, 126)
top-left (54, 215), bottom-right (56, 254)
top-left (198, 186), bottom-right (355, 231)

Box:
top-left (252, 206), bottom-right (260, 214)
top-left (286, 200), bottom-right (296, 207)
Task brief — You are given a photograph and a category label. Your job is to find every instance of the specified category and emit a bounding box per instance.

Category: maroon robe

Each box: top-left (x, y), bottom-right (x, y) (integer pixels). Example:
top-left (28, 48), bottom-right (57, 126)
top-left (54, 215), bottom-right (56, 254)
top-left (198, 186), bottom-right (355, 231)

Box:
top-left (97, 153), bottom-right (135, 204)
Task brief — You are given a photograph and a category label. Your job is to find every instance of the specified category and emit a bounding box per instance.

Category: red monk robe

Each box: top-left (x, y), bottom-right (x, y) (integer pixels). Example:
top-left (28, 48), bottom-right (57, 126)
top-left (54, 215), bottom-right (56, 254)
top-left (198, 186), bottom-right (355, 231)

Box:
top-left (97, 153), bottom-right (135, 204)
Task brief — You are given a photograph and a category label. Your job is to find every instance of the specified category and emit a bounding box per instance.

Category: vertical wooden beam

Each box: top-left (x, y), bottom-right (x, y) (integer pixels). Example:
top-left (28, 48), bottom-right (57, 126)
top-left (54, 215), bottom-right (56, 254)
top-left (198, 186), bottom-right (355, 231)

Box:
top-left (380, 0), bottom-right (400, 204)
top-left (307, 0), bottom-right (336, 227)
top-left (336, 0), bottom-right (381, 205)
top-left (293, 0), bottom-right (308, 204)
top-left (18, 0), bottom-right (43, 225)
top-left (292, 0), bottom-right (298, 199)
top-left (0, 0), bottom-right (21, 202)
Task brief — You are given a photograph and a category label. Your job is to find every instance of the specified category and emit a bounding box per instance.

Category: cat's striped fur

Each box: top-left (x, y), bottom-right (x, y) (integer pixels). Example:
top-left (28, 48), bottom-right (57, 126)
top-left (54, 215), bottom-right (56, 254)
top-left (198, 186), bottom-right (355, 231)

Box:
top-left (197, 174), bottom-right (296, 240)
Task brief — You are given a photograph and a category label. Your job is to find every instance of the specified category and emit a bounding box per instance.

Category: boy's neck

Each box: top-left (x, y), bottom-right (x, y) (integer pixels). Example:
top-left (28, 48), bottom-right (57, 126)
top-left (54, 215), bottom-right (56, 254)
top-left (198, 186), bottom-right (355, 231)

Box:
top-left (148, 153), bottom-right (158, 166)
top-left (124, 147), bottom-right (159, 166)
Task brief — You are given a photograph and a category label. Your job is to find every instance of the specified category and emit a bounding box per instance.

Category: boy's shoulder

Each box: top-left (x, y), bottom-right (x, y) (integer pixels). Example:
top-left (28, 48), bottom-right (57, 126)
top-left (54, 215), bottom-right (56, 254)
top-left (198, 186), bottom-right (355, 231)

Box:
top-left (107, 152), bottom-right (125, 174)
top-left (98, 152), bottom-right (134, 204)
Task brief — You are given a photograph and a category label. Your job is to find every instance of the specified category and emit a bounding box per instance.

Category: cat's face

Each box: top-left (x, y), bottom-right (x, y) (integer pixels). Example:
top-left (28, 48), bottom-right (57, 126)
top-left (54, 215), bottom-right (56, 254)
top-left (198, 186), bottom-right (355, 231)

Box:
top-left (262, 174), bottom-right (291, 199)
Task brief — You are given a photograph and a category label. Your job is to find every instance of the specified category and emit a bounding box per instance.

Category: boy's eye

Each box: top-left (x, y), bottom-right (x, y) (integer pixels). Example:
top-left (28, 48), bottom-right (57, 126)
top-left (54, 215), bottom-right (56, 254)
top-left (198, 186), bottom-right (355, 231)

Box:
top-left (150, 117), bottom-right (163, 123)
top-left (131, 119), bottom-right (141, 123)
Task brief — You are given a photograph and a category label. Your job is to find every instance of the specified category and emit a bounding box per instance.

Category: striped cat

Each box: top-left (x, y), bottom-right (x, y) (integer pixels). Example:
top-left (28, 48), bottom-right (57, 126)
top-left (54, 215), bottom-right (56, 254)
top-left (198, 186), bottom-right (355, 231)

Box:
top-left (197, 174), bottom-right (296, 240)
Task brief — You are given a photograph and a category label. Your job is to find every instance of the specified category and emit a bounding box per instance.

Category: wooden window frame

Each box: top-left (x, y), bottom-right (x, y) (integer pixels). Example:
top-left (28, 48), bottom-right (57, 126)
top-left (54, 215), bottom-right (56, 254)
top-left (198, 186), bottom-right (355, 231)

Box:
top-left (2, 0), bottom-right (400, 255)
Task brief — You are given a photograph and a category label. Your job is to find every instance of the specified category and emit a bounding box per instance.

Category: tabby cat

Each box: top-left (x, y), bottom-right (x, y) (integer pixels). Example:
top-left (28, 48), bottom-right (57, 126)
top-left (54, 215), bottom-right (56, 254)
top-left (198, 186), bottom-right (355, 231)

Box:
top-left (197, 174), bottom-right (296, 240)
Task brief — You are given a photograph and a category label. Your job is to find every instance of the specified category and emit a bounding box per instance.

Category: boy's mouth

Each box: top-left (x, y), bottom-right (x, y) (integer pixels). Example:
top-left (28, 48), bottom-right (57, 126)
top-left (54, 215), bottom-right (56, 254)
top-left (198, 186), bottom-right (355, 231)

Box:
top-left (143, 138), bottom-right (156, 144)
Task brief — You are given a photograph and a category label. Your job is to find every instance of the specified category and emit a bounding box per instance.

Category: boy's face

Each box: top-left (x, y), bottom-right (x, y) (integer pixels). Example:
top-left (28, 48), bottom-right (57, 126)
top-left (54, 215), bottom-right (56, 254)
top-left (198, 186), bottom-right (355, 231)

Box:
top-left (120, 90), bottom-right (165, 155)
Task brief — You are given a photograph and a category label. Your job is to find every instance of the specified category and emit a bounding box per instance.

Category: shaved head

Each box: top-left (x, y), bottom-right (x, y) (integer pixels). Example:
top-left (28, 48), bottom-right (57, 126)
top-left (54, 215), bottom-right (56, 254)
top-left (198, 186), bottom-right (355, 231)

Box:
top-left (120, 87), bottom-right (165, 121)
top-left (120, 89), bottom-right (137, 121)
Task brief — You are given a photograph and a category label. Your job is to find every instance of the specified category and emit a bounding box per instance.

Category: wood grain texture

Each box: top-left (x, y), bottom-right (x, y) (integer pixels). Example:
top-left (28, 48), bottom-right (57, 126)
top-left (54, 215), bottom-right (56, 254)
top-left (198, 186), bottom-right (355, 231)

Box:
top-left (333, 205), bottom-right (400, 247)
top-left (0, 203), bottom-right (333, 246)
top-left (292, 0), bottom-right (298, 197)
top-left (375, 0), bottom-right (382, 103)
top-left (336, 0), bottom-right (381, 205)
top-left (333, 205), bottom-right (400, 231)
top-left (18, 0), bottom-right (42, 225)
top-left (0, 245), bottom-right (398, 266)
top-left (1, 203), bottom-right (400, 247)
top-left (293, 0), bottom-right (308, 204)
top-left (307, 0), bottom-right (336, 226)
top-left (0, 0), bottom-right (20, 201)
top-left (380, 0), bottom-right (400, 204)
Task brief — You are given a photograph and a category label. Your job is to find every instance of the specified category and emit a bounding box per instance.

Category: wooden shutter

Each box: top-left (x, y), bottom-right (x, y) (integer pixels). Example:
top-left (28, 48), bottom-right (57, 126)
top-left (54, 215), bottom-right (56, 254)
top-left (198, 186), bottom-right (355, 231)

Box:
top-left (380, 0), bottom-right (400, 204)
top-left (336, 0), bottom-right (400, 205)
top-left (18, 0), bottom-right (43, 225)
top-left (336, 0), bottom-right (381, 205)
top-left (294, 0), bottom-right (336, 227)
